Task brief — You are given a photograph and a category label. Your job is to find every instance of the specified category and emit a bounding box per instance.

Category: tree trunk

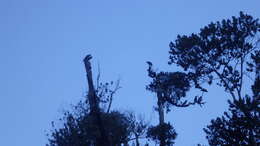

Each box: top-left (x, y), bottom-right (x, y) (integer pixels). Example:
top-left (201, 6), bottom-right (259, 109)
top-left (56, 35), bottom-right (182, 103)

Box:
top-left (83, 54), bottom-right (111, 146)
top-left (84, 55), bottom-right (97, 112)
top-left (157, 93), bottom-right (165, 125)
top-left (157, 92), bottom-right (166, 146)
top-left (253, 55), bottom-right (260, 98)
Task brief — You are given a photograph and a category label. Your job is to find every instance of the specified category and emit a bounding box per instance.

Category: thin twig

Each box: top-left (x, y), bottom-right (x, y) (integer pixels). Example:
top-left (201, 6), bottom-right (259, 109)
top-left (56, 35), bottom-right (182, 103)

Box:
top-left (106, 79), bottom-right (121, 113)
top-left (213, 69), bottom-right (237, 100)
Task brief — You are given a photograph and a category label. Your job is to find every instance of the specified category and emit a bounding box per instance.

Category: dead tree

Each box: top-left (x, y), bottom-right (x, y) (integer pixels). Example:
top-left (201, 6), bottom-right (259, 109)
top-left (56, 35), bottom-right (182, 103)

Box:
top-left (83, 54), bottom-right (111, 146)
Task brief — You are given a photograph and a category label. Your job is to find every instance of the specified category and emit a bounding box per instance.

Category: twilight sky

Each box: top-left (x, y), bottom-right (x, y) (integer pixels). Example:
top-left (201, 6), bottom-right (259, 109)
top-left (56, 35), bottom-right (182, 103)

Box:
top-left (0, 0), bottom-right (259, 145)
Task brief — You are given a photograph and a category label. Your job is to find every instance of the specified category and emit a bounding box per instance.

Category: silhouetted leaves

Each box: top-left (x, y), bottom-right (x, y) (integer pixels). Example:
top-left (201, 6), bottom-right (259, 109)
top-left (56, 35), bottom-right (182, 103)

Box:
top-left (204, 47), bottom-right (260, 146)
top-left (204, 96), bottom-right (260, 146)
top-left (169, 11), bottom-right (260, 99)
top-left (147, 62), bottom-right (205, 110)
top-left (47, 103), bottom-right (148, 146)
top-left (147, 123), bottom-right (177, 146)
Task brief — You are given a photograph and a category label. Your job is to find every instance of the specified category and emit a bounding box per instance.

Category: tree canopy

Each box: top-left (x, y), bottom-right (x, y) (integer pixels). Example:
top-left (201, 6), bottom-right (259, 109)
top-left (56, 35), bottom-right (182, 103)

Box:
top-left (204, 52), bottom-right (260, 146)
top-left (169, 11), bottom-right (260, 100)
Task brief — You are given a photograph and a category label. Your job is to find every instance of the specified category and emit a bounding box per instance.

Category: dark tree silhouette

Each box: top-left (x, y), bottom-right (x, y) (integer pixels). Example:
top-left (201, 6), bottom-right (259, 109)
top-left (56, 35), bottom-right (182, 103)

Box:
top-left (168, 11), bottom-right (260, 145)
top-left (146, 122), bottom-right (177, 146)
top-left (204, 96), bottom-right (260, 145)
top-left (127, 112), bottom-right (148, 146)
top-left (168, 11), bottom-right (260, 101)
top-left (47, 108), bottom-right (133, 146)
top-left (47, 100), bottom-right (148, 146)
top-left (83, 55), bottom-right (110, 146)
top-left (46, 55), bottom-right (148, 146)
top-left (204, 52), bottom-right (260, 146)
top-left (146, 62), bottom-right (205, 146)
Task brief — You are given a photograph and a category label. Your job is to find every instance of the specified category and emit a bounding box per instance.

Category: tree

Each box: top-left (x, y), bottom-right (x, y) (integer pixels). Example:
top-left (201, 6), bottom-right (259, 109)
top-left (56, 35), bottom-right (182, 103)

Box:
top-left (168, 11), bottom-right (260, 101)
top-left (127, 113), bottom-right (148, 146)
top-left (204, 51), bottom-right (260, 146)
top-left (168, 12), bottom-right (260, 145)
top-left (83, 55), bottom-right (110, 146)
top-left (47, 100), bottom-right (149, 146)
top-left (47, 107), bottom-right (133, 146)
top-left (204, 96), bottom-right (260, 145)
top-left (46, 55), bottom-right (148, 146)
top-left (146, 62), bottom-right (205, 146)
top-left (146, 122), bottom-right (177, 146)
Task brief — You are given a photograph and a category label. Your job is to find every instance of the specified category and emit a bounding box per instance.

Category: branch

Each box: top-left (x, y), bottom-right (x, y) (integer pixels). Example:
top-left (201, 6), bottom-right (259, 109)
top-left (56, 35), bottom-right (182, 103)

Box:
top-left (96, 62), bottom-right (101, 89)
top-left (238, 55), bottom-right (244, 99)
top-left (213, 69), bottom-right (237, 100)
top-left (164, 94), bottom-right (205, 108)
top-left (106, 79), bottom-right (121, 113)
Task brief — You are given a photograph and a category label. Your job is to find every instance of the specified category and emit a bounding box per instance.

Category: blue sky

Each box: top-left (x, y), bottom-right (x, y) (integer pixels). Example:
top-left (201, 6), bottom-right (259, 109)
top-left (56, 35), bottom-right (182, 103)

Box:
top-left (0, 0), bottom-right (259, 145)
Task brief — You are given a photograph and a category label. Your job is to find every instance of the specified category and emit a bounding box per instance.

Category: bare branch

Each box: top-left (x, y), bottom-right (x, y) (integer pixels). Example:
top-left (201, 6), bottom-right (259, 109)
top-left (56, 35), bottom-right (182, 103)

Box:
top-left (106, 79), bottom-right (121, 113)
top-left (213, 69), bottom-right (237, 100)
top-left (96, 62), bottom-right (101, 89)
